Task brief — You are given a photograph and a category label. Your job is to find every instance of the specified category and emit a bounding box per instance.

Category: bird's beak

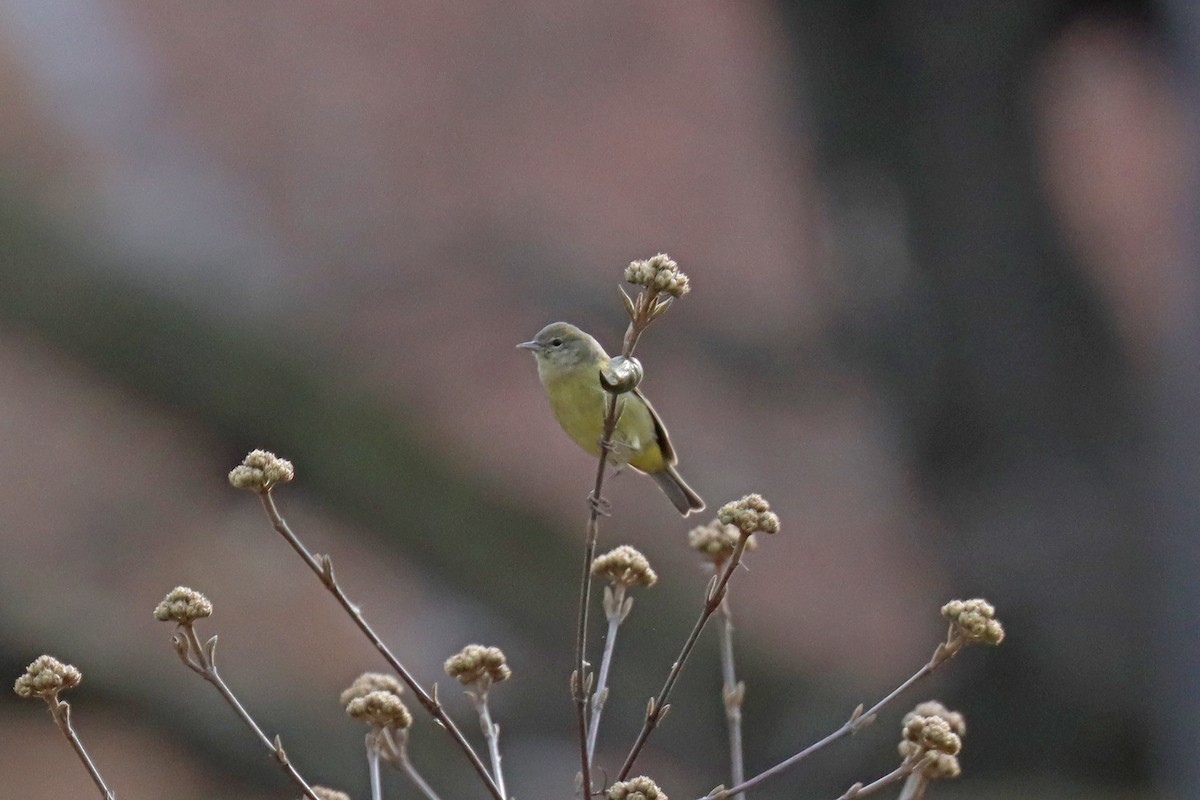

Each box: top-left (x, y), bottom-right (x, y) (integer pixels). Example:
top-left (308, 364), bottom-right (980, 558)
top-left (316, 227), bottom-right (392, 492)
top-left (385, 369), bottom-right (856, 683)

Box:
top-left (516, 340), bottom-right (540, 351)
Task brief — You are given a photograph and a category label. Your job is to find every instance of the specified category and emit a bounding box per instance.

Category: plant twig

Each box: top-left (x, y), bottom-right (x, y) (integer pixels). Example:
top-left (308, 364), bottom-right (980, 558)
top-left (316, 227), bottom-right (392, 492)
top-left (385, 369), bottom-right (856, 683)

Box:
top-left (716, 584), bottom-right (745, 800)
top-left (367, 734), bottom-right (384, 800)
top-left (257, 491), bottom-right (504, 800)
top-left (701, 638), bottom-right (964, 799)
top-left (173, 623), bottom-right (321, 800)
top-left (587, 584), bottom-right (627, 766)
top-left (573, 392), bottom-right (619, 797)
top-left (381, 729), bottom-right (444, 800)
top-left (896, 770), bottom-right (929, 800)
top-left (573, 289), bottom-right (662, 796)
top-left (834, 757), bottom-right (926, 800)
top-left (472, 693), bottom-right (507, 800)
top-left (46, 699), bottom-right (115, 800)
top-left (618, 532), bottom-right (752, 781)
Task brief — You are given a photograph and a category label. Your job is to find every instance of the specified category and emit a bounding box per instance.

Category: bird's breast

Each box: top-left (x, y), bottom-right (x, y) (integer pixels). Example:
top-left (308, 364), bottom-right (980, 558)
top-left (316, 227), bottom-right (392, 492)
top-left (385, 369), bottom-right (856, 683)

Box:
top-left (544, 371), bottom-right (608, 456)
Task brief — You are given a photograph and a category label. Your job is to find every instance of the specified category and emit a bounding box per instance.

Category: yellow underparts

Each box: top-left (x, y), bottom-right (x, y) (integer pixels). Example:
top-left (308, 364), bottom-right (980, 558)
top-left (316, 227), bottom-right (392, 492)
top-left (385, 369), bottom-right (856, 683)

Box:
top-left (545, 373), bottom-right (667, 474)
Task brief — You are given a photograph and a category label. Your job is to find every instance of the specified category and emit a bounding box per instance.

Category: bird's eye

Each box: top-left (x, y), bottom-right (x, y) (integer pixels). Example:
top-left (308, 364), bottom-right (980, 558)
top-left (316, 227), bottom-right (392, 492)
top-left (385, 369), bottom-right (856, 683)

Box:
top-left (550, 338), bottom-right (564, 347)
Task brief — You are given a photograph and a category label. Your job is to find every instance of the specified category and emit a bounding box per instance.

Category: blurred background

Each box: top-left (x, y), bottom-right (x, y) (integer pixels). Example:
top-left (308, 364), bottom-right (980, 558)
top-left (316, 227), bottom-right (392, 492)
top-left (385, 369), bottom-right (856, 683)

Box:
top-left (2, 1), bottom-right (1197, 798)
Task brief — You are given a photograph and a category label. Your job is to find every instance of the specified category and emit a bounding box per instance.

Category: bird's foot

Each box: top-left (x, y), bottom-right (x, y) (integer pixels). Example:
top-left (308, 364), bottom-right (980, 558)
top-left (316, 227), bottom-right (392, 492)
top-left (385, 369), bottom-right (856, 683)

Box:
top-left (588, 493), bottom-right (612, 517)
top-left (604, 439), bottom-right (634, 467)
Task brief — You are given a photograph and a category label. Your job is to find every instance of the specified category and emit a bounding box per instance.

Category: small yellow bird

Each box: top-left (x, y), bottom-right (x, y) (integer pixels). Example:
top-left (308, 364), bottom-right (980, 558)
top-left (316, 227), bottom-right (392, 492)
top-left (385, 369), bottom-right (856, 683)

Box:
top-left (519, 322), bottom-right (705, 515)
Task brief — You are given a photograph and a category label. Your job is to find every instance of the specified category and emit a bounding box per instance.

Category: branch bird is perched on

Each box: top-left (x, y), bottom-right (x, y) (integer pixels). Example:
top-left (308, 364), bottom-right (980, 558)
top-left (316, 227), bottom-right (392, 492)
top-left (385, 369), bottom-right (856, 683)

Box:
top-left (519, 322), bottom-right (705, 515)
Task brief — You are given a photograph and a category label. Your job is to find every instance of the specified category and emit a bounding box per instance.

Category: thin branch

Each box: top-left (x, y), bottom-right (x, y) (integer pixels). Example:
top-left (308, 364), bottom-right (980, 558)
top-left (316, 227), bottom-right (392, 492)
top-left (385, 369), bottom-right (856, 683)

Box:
top-left (617, 532), bottom-right (752, 781)
top-left (46, 700), bottom-right (115, 800)
top-left (573, 292), bottom-right (659, 796)
top-left (701, 638), bottom-right (965, 799)
top-left (175, 624), bottom-right (321, 800)
top-left (573, 393), bottom-right (618, 798)
top-left (587, 585), bottom-right (626, 766)
top-left (258, 491), bottom-right (504, 800)
top-left (401, 746), bottom-right (444, 800)
top-left (381, 729), bottom-right (444, 800)
top-left (368, 735), bottom-right (384, 800)
top-left (473, 694), bottom-right (507, 800)
top-left (896, 771), bottom-right (929, 800)
top-left (834, 759), bottom-right (922, 800)
top-left (716, 584), bottom-right (745, 800)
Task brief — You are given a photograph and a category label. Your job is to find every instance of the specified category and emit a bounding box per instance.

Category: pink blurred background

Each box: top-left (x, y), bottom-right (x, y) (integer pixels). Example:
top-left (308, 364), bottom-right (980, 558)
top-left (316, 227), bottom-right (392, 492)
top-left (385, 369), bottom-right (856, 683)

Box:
top-left (2, 2), bottom-right (1197, 798)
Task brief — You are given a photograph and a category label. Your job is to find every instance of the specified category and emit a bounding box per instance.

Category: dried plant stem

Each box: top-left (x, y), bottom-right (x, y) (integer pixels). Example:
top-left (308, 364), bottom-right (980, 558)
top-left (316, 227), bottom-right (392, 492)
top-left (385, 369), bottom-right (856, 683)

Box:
top-left (573, 296), bottom-right (658, 796)
top-left (618, 532), bottom-right (752, 782)
top-left (716, 587), bottom-right (745, 800)
top-left (386, 730), bottom-right (444, 800)
top-left (702, 639), bottom-right (963, 799)
top-left (473, 694), bottom-right (507, 800)
top-left (367, 738), bottom-right (384, 800)
top-left (896, 771), bottom-right (929, 800)
top-left (45, 699), bottom-right (115, 800)
top-left (573, 390), bottom-right (619, 798)
top-left (587, 585), bottom-right (626, 766)
top-left (257, 491), bottom-right (504, 800)
top-left (175, 625), bottom-right (321, 800)
top-left (836, 759), bottom-right (923, 800)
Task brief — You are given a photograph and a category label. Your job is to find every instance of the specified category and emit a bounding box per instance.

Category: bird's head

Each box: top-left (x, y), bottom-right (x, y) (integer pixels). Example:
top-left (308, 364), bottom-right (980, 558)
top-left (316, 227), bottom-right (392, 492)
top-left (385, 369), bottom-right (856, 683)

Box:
top-left (517, 322), bottom-right (606, 375)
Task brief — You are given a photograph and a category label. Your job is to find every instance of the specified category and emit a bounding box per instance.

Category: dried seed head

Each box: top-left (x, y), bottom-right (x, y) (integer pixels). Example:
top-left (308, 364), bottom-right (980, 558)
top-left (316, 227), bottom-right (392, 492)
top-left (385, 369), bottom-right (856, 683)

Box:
top-left (339, 672), bottom-right (405, 706)
top-left (592, 545), bottom-right (658, 588)
top-left (608, 775), bottom-right (668, 800)
top-left (921, 751), bottom-right (962, 779)
top-left (941, 599), bottom-right (1005, 646)
top-left (687, 519), bottom-right (758, 564)
top-left (310, 786), bottom-right (352, 800)
top-left (444, 644), bottom-right (511, 689)
top-left (909, 700), bottom-right (965, 736)
top-left (898, 701), bottom-right (966, 780)
top-left (154, 586), bottom-right (213, 624)
top-left (901, 714), bottom-right (961, 756)
top-left (624, 253), bottom-right (690, 298)
top-left (717, 493), bottom-right (780, 535)
top-left (346, 690), bottom-right (412, 730)
top-left (228, 449), bottom-right (295, 493)
top-left (14, 655), bottom-right (82, 699)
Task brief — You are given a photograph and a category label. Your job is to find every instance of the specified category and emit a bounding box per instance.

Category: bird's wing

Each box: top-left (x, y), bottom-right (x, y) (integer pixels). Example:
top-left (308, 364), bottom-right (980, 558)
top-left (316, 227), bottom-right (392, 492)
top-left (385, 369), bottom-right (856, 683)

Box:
top-left (633, 388), bottom-right (676, 464)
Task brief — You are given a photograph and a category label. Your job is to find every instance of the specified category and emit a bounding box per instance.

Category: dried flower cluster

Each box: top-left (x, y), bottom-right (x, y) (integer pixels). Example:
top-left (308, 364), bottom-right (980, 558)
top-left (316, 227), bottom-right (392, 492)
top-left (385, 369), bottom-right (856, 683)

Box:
top-left (340, 672), bottom-right (405, 706)
top-left (608, 775), bottom-right (668, 800)
top-left (342, 671), bottom-right (411, 730)
top-left (346, 690), bottom-right (412, 730)
top-left (717, 494), bottom-right (780, 535)
top-left (228, 449), bottom-right (295, 493)
top-left (687, 519), bottom-right (758, 564)
top-left (154, 586), bottom-right (213, 624)
top-left (625, 253), bottom-right (690, 298)
top-left (592, 545), bottom-right (658, 588)
top-left (13, 655), bottom-right (82, 700)
top-left (444, 645), bottom-right (511, 689)
top-left (942, 599), bottom-right (1005, 646)
top-left (899, 701), bottom-right (966, 779)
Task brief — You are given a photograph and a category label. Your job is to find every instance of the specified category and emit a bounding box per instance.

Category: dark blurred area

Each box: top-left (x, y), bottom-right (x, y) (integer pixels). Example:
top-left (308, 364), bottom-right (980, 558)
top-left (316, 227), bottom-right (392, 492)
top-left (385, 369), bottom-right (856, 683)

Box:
top-left (1, 2), bottom-right (1195, 798)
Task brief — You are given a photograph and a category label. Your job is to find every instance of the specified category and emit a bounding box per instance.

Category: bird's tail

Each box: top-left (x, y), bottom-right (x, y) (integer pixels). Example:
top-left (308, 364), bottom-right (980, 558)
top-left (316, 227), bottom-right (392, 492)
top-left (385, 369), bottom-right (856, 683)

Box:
top-left (653, 464), bottom-right (705, 516)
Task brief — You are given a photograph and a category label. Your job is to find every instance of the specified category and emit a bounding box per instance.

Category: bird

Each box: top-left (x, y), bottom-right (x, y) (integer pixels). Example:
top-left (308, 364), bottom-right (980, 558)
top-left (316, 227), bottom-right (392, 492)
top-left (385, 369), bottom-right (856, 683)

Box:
top-left (518, 321), bottom-right (704, 515)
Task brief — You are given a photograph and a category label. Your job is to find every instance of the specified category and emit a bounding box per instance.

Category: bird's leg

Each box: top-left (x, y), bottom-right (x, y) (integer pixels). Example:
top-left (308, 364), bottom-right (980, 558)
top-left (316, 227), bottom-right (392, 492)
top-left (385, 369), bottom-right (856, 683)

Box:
top-left (604, 438), bottom-right (634, 468)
